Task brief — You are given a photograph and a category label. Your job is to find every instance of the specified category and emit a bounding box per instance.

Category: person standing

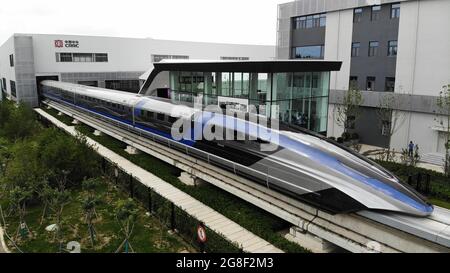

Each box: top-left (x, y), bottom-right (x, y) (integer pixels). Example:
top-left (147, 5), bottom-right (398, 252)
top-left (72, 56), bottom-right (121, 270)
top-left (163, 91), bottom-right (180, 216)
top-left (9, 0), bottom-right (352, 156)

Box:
top-left (408, 141), bottom-right (414, 157)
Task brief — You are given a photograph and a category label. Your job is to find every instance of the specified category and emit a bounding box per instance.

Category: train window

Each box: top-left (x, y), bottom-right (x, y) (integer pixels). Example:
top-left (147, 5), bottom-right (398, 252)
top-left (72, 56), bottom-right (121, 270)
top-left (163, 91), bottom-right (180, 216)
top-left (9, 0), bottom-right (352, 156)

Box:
top-left (141, 110), bottom-right (145, 116)
top-left (147, 111), bottom-right (154, 118)
top-left (157, 113), bottom-right (165, 121)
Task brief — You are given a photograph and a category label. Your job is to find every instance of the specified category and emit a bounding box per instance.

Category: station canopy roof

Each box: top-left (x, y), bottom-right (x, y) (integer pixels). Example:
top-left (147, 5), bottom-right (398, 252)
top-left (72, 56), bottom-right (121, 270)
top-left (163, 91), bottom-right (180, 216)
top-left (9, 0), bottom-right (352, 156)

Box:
top-left (153, 59), bottom-right (342, 73)
top-left (140, 59), bottom-right (342, 90)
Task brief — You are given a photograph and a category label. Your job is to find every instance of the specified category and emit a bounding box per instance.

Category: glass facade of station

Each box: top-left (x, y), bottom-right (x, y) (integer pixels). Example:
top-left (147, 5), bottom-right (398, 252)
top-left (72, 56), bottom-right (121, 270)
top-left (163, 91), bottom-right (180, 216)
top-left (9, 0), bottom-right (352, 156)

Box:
top-left (168, 71), bottom-right (330, 134)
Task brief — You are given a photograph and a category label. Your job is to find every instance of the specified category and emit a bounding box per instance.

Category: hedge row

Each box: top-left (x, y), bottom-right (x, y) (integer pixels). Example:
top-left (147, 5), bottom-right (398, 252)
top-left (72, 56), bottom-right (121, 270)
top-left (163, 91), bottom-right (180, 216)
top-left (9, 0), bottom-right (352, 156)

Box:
top-left (376, 160), bottom-right (450, 201)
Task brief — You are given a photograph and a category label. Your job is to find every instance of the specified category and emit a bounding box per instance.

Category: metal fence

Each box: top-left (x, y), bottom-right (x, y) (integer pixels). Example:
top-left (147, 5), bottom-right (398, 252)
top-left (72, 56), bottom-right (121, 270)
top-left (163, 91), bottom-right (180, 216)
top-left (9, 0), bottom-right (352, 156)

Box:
top-left (102, 158), bottom-right (242, 253)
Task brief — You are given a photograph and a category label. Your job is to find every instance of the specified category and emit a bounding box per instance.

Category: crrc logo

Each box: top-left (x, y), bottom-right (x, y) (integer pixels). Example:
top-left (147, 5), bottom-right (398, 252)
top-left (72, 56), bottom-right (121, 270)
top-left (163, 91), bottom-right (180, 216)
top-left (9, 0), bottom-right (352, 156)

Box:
top-left (54, 40), bottom-right (64, 48)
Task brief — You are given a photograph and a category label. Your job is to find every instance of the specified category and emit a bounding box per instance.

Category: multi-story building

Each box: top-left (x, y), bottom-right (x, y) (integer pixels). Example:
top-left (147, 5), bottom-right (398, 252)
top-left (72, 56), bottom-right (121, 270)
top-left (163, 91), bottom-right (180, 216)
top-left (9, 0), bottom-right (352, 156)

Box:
top-left (277, 0), bottom-right (450, 160)
top-left (0, 33), bottom-right (275, 107)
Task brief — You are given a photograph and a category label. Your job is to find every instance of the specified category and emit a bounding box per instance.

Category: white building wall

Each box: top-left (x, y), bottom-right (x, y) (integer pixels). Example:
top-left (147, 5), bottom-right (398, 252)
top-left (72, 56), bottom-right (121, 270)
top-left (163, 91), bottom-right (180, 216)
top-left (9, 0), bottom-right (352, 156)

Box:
top-left (391, 0), bottom-right (450, 154)
top-left (324, 9), bottom-right (353, 138)
top-left (0, 33), bottom-right (275, 105)
top-left (147, 39), bottom-right (275, 62)
top-left (30, 34), bottom-right (275, 75)
top-left (0, 36), bottom-right (16, 98)
top-left (32, 35), bottom-right (152, 74)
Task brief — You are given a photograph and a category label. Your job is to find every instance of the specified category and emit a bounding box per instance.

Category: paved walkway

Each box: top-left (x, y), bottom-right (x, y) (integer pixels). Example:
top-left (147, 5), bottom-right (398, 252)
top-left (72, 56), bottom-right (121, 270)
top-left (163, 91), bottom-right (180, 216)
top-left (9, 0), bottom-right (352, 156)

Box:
top-left (0, 227), bottom-right (8, 253)
top-left (35, 108), bottom-right (283, 253)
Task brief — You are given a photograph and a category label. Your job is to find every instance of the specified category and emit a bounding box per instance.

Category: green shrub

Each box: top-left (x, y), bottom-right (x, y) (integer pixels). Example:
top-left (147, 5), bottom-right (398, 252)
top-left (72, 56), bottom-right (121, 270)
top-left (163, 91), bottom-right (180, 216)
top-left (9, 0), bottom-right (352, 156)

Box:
top-left (341, 132), bottom-right (351, 141)
top-left (0, 102), bottom-right (40, 140)
top-left (351, 133), bottom-right (359, 140)
top-left (376, 160), bottom-right (450, 201)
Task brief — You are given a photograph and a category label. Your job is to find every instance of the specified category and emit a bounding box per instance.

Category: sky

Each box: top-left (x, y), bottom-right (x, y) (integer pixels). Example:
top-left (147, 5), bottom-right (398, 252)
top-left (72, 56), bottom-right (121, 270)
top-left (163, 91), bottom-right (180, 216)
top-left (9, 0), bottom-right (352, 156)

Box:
top-left (0, 0), bottom-right (286, 46)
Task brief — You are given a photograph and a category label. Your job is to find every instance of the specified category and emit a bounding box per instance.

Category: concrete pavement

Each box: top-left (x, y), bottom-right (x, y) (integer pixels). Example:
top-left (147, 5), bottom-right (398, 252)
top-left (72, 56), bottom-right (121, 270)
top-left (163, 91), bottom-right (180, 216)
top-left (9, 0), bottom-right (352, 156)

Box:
top-left (0, 227), bottom-right (9, 253)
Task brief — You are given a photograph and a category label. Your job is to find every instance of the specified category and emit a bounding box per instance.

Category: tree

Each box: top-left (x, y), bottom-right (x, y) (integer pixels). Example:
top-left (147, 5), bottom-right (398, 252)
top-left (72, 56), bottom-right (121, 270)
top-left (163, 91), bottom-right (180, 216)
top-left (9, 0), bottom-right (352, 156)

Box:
top-left (376, 93), bottom-right (406, 162)
top-left (1, 103), bottom-right (40, 140)
top-left (436, 84), bottom-right (450, 176)
top-left (115, 199), bottom-right (138, 253)
top-left (0, 100), bottom-right (13, 130)
top-left (36, 128), bottom-right (101, 186)
top-left (1, 139), bottom-right (48, 220)
top-left (334, 83), bottom-right (363, 136)
top-left (9, 186), bottom-right (33, 240)
top-left (82, 178), bottom-right (101, 247)
top-left (46, 171), bottom-right (71, 252)
top-left (0, 137), bottom-right (10, 177)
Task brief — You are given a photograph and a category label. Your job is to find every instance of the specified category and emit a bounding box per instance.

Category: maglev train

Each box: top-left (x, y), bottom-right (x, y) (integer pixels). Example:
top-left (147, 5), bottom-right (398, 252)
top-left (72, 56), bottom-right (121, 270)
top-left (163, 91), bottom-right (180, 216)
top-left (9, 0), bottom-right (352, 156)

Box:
top-left (40, 80), bottom-right (433, 217)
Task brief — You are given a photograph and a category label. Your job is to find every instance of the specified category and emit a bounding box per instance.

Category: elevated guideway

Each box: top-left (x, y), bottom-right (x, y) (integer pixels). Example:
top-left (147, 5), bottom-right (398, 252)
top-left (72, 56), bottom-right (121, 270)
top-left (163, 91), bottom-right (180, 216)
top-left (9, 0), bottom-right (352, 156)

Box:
top-left (38, 100), bottom-right (450, 253)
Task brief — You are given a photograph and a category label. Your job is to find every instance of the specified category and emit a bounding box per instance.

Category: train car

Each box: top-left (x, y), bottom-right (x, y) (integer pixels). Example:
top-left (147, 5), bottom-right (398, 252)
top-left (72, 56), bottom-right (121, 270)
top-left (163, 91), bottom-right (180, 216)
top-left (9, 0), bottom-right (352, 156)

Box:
top-left (40, 80), bottom-right (433, 217)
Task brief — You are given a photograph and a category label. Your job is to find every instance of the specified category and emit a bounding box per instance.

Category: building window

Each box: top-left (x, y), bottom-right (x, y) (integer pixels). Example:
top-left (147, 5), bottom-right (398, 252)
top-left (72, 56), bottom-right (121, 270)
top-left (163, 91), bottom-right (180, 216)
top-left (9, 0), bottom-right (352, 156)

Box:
top-left (305, 15), bottom-right (313, 28)
top-left (73, 53), bottom-right (93, 62)
top-left (385, 77), bottom-right (395, 92)
top-left (354, 8), bottom-right (363, 23)
top-left (220, 56), bottom-right (250, 61)
top-left (293, 13), bottom-right (326, 29)
top-left (349, 76), bottom-right (358, 88)
top-left (381, 120), bottom-right (391, 136)
top-left (293, 16), bottom-right (306, 29)
top-left (292, 45), bottom-right (324, 59)
top-left (371, 5), bottom-right (381, 21)
top-left (312, 14), bottom-right (321, 27)
top-left (2, 78), bottom-right (6, 91)
top-left (95, 53), bottom-right (108, 62)
top-left (351, 42), bottom-right (360, 57)
top-left (10, 81), bottom-right (16, 97)
top-left (366, 77), bottom-right (376, 91)
top-left (320, 14), bottom-right (326, 27)
top-left (152, 54), bottom-right (189, 63)
top-left (388, 40), bottom-right (398, 56)
top-left (58, 53), bottom-right (72, 62)
top-left (56, 53), bottom-right (108, 62)
top-left (368, 41), bottom-right (379, 57)
top-left (9, 54), bottom-right (14, 67)
top-left (391, 3), bottom-right (400, 18)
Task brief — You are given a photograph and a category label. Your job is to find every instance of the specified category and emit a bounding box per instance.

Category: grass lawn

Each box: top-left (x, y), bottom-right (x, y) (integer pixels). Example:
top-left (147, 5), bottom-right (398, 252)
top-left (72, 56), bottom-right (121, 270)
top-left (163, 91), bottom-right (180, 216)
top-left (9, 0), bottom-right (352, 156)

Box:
top-left (41, 107), bottom-right (75, 126)
top-left (1, 178), bottom-right (195, 253)
top-left (428, 198), bottom-right (450, 210)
